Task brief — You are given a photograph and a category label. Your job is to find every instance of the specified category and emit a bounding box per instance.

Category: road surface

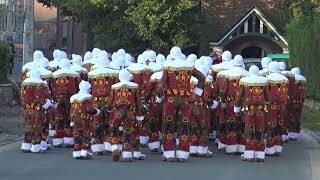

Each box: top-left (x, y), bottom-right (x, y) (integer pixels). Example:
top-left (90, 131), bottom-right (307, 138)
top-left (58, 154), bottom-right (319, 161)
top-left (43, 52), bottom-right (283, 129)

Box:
top-left (0, 130), bottom-right (319, 180)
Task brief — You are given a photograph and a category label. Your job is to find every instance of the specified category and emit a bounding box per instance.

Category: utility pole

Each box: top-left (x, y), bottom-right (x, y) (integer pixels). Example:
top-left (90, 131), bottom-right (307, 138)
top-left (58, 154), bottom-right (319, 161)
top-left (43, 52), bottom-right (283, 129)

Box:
top-left (6, 0), bottom-right (13, 33)
top-left (23, 0), bottom-right (34, 64)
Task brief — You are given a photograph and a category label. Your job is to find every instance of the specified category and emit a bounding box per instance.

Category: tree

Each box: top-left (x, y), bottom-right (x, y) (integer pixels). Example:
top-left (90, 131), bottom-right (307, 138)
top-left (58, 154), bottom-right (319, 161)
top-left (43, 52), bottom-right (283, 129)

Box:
top-left (38, 0), bottom-right (145, 53)
top-left (278, 0), bottom-right (320, 23)
top-left (38, 0), bottom-right (200, 54)
top-left (125, 0), bottom-right (200, 53)
top-left (277, 0), bottom-right (320, 99)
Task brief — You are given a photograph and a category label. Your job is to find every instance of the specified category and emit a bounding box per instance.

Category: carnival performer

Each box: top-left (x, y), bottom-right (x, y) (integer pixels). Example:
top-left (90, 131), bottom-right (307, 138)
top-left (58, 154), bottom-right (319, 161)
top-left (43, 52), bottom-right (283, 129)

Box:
top-left (213, 51), bottom-right (234, 150)
top-left (71, 54), bottom-right (88, 80)
top-left (52, 59), bottom-right (80, 147)
top-left (70, 80), bottom-right (101, 159)
top-left (259, 57), bottom-right (272, 77)
top-left (20, 69), bottom-right (53, 153)
top-left (157, 46), bottom-right (206, 162)
top-left (235, 65), bottom-right (269, 162)
top-left (265, 61), bottom-right (289, 156)
top-left (107, 69), bottom-right (144, 162)
top-left (220, 55), bottom-right (249, 154)
top-left (88, 54), bottom-right (118, 154)
top-left (288, 67), bottom-right (307, 140)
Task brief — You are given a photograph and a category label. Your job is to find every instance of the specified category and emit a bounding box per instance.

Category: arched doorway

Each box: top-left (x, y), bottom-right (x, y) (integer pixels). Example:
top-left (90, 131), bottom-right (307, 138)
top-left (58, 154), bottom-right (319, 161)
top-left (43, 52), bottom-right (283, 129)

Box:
top-left (241, 46), bottom-right (266, 59)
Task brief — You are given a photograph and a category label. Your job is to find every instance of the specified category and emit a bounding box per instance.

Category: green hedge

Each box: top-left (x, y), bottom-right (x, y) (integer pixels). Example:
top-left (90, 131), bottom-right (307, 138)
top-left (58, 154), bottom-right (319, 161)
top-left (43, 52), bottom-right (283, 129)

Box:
top-left (287, 15), bottom-right (320, 100)
top-left (0, 42), bottom-right (10, 84)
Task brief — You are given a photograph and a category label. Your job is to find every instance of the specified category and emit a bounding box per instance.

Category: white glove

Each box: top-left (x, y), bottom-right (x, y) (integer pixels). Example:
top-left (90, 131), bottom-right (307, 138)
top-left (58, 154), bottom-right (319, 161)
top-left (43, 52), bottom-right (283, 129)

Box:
top-left (143, 104), bottom-right (149, 111)
top-left (93, 109), bottom-right (101, 116)
top-left (210, 100), bottom-right (219, 110)
top-left (136, 116), bottom-right (144, 122)
top-left (193, 87), bottom-right (203, 96)
top-left (54, 103), bottom-right (59, 109)
top-left (156, 96), bottom-right (163, 103)
top-left (49, 101), bottom-right (55, 108)
top-left (234, 106), bottom-right (241, 113)
top-left (70, 122), bottom-right (75, 127)
top-left (42, 99), bottom-right (51, 110)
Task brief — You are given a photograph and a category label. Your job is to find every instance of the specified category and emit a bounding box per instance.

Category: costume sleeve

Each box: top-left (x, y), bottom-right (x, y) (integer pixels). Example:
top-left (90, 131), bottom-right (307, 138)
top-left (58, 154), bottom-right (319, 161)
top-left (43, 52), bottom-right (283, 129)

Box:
top-left (35, 84), bottom-right (51, 106)
top-left (192, 69), bottom-right (206, 91)
top-left (219, 78), bottom-right (228, 103)
top-left (144, 81), bottom-right (155, 102)
top-left (85, 100), bottom-right (99, 116)
top-left (158, 70), bottom-right (168, 97)
top-left (235, 85), bottom-right (244, 108)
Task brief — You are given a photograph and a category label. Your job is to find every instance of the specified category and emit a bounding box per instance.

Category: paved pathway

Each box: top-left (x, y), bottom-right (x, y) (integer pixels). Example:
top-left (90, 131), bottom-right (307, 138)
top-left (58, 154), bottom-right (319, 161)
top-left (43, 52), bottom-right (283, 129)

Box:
top-left (0, 130), bottom-right (319, 180)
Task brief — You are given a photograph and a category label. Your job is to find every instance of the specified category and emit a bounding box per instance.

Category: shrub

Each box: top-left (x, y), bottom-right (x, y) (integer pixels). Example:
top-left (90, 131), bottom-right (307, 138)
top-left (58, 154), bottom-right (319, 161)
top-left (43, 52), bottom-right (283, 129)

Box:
top-left (0, 42), bottom-right (10, 84)
top-left (287, 15), bottom-right (320, 100)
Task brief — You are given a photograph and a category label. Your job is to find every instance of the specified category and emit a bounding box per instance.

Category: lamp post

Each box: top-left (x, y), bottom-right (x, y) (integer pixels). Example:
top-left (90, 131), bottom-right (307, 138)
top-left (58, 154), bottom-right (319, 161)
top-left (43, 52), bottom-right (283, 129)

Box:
top-left (22, 0), bottom-right (34, 64)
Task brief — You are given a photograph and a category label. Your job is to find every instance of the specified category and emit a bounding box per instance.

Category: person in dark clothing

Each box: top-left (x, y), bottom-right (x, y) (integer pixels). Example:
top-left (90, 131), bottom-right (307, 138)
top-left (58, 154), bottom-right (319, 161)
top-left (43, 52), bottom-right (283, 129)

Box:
top-left (9, 43), bottom-right (15, 75)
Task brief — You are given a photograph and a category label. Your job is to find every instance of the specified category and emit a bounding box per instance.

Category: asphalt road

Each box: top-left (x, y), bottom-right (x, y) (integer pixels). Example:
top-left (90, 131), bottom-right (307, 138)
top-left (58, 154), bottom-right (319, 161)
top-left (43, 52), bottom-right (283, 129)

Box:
top-left (0, 130), bottom-right (319, 180)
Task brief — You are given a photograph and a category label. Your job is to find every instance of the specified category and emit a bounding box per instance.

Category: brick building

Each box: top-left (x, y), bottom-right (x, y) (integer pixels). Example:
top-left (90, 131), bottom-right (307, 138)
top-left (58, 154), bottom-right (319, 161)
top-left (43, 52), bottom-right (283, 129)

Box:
top-left (200, 0), bottom-right (288, 61)
top-left (34, 1), bottom-right (89, 58)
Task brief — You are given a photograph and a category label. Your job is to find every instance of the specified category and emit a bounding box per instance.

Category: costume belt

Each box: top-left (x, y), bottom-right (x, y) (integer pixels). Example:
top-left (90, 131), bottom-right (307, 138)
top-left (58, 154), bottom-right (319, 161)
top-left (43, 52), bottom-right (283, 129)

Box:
top-left (25, 103), bottom-right (42, 110)
top-left (114, 105), bottom-right (135, 111)
top-left (243, 105), bottom-right (267, 111)
top-left (93, 96), bottom-right (109, 102)
top-left (166, 88), bottom-right (190, 96)
top-left (192, 101), bottom-right (206, 108)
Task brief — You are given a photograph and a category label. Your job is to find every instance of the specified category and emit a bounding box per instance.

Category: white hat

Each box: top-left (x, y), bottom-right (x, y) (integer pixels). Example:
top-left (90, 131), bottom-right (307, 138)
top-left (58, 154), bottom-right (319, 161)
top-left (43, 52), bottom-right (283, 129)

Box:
top-left (137, 54), bottom-right (146, 64)
top-left (116, 56), bottom-right (126, 69)
top-left (268, 61), bottom-right (280, 73)
top-left (119, 69), bottom-right (133, 82)
top-left (33, 50), bottom-right (44, 60)
top-left (261, 57), bottom-right (272, 68)
top-left (79, 80), bottom-right (91, 94)
top-left (96, 58), bottom-right (110, 68)
top-left (84, 51), bottom-right (92, 61)
top-left (249, 65), bottom-right (259, 75)
top-left (117, 49), bottom-right (126, 57)
top-left (53, 49), bottom-right (60, 59)
top-left (204, 56), bottom-right (213, 67)
top-left (170, 46), bottom-right (183, 60)
top-left (278, 61), bottom-right (286, 71)
top-left (59, 51), bottom-right (67, 59)
top-left (186, 54), bottom-right (197, 63)
top-left (196, 65), bottom-right (209, 76)
top-left (39, 57), bottom-right (49, 68)
top-left (194, 59), bottom-right (204, 69)
top-left (59, 58), bottom-right (71, 69)
top-left (92, 48), bottom-right (102, 57)
top-left (179, 54), bottom-right (187, 61)
top-left (291, 67), bottom-right (301, 75)
top-left (98, 50), bottom-right (109, 60)
top-left (125, 53), bottom-right (133, 62)
top-left (72, 54), bottom-right (83, 64)
top-left (144, 50), bottom-right (156, 62)
top-left (233, 55), bottom-right (244, 67)
top-left (156, 54), bottom-right (166, 65)
top-left (222, 51), bottom-right (232, 61)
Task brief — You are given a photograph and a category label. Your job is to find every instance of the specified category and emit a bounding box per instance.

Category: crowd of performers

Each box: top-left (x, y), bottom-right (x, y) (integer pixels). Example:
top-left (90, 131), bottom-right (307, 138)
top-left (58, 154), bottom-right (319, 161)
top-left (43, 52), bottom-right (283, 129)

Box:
top-left (20, 47), bottom-right (307, 162)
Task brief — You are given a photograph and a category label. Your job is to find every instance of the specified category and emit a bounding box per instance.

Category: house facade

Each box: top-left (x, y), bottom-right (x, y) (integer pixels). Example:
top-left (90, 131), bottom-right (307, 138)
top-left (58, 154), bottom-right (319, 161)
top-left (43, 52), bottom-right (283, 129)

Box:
top-left (200, 0), bottom-right (288, 61)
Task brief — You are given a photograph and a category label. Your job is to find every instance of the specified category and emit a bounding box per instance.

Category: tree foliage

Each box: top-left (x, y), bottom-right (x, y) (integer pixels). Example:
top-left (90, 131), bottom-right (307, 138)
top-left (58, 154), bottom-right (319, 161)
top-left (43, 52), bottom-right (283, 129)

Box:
top-left (37, 0), bottom-right (199, 54)
top-left (126, 0), bottom-right (199, 53)
top-left (0, 42), bottom-right (10, 84)
top-left (278, 0), bottom-right (320, 23)
top-left (287, 15), bottom-right (320, 99)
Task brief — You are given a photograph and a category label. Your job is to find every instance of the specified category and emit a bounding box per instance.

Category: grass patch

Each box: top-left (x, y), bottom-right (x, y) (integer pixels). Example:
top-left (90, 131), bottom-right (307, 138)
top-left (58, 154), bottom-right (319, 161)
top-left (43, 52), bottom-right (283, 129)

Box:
top-left (302, 106), bottom-right (320, 131)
